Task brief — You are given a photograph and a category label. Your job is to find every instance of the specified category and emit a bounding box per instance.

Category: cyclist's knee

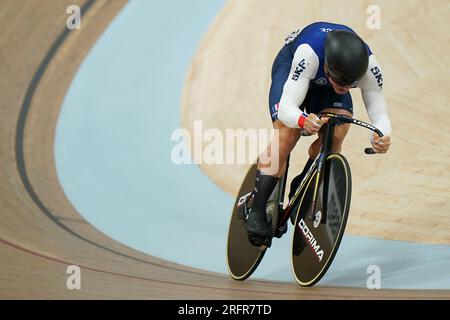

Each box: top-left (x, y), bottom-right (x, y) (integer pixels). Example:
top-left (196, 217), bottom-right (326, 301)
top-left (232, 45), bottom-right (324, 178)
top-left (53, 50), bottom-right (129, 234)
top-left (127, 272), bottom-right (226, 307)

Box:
top-left (331, 137), bottom-right (344, 153)
top-left (272, 121), bottom-right (301, 157)
top-left (279, 132), bottom-right (300, 158)
top-left (308, 137), bottom-right (321, 159)
top-left (331, 123), bottom-right (350, 152)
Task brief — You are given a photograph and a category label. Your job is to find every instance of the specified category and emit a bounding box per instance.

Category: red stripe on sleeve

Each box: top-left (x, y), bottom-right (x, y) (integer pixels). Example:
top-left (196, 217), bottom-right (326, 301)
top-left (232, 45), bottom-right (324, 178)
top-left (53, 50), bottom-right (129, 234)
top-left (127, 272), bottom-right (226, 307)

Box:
top-left (298, 113), bottom-right (307, 128)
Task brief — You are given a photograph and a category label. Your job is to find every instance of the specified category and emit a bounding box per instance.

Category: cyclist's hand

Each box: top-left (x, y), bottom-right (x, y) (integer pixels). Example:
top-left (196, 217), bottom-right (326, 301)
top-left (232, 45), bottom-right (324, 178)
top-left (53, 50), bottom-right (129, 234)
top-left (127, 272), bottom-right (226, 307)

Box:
top-left (303, 113), bottom-right (328, 134)
top-left (371, 133), bottom-right (391, 154)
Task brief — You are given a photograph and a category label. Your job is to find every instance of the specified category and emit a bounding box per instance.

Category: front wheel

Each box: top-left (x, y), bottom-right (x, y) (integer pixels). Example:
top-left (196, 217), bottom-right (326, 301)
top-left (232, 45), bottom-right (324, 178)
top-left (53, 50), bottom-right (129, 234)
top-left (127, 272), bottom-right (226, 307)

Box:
top-left (291, 153), bottom-right (352, 287)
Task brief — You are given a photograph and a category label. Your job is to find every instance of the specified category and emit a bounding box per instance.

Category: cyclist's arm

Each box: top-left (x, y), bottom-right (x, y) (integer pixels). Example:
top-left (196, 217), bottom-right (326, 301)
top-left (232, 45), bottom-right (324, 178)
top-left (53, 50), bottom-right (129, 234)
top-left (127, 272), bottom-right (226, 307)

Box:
top-left (277, 44), bottom-right (319, 128)
top-left (358, 54), bottom-right (392, 138)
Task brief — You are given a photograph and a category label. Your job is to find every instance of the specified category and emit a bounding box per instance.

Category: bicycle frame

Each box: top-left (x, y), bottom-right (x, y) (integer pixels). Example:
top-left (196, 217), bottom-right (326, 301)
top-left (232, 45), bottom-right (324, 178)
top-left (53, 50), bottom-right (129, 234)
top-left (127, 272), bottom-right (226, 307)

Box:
top-left (273, 113), bottom-right (383, 236)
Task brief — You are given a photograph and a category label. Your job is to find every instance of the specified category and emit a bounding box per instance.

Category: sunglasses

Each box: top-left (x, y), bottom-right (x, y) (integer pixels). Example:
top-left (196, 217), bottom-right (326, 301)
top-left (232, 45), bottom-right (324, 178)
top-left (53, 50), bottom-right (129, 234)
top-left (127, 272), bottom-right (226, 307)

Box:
top-left (324, 64), bottom-right (356, 87)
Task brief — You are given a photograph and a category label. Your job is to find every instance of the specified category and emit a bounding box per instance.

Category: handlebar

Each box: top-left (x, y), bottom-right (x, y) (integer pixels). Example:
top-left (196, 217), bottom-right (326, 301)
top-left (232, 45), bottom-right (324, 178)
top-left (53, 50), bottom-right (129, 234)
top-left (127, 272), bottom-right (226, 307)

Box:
top-left (318, 113), bottom-right (384, 155)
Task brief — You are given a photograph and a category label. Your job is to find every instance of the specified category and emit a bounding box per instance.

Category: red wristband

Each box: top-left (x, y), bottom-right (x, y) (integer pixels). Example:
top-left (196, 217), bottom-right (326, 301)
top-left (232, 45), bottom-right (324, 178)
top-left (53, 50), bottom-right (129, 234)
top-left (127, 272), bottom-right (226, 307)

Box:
top-left (298, 113), bottom-right (308, 128)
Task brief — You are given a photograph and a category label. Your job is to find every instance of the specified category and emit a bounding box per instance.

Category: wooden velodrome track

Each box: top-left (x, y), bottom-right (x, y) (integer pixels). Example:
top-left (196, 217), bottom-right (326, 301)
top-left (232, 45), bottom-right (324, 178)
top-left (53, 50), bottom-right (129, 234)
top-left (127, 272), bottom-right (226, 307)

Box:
top-left (0, 0), bottom-right (449, 299)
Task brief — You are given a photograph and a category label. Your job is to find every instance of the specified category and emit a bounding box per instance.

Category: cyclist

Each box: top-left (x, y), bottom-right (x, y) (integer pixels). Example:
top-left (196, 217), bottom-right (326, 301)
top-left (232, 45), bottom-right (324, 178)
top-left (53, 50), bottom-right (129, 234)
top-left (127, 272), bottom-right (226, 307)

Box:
top-left (246, 22), bottom-right (391, 245)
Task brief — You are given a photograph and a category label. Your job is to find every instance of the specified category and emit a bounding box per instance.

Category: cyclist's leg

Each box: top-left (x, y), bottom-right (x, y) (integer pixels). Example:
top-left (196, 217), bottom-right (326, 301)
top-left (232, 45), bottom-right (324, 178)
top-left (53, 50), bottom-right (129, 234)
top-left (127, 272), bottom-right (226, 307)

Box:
top-left (258, 119), bottom-right (301, 177)
top-left (288, 155), bottom-right (314, 200)
top-left (289, 87), bottom-right (353, 199)
top-left (247, 44), bottom-right (301, 240)
top-left (308, 107), bottom-right (352, 158)
top-left (307, 87), bottom-right (354, 158)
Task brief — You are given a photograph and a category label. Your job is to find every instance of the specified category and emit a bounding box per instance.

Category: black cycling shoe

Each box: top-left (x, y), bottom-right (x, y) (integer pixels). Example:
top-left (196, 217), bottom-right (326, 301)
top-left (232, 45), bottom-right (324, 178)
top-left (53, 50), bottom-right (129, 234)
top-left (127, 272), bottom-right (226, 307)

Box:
top-left (246, 209), bottom-right (272, 246)
top-left (248, 234), bottom-right (272, 248)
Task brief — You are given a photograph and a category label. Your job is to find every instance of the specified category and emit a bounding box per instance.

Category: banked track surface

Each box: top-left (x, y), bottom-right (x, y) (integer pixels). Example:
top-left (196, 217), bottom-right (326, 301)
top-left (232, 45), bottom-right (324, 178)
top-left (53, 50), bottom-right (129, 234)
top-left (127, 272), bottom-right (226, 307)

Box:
top-left (0, 0), bottom-right (449, 299)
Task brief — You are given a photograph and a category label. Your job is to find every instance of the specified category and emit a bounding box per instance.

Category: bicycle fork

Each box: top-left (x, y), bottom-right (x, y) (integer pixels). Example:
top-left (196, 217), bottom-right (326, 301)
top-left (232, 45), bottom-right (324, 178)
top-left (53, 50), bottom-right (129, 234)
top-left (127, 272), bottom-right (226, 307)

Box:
top-left (308, 121), bottom-right (336, 222)
top-left (307, 153), bottom-right (326, 222)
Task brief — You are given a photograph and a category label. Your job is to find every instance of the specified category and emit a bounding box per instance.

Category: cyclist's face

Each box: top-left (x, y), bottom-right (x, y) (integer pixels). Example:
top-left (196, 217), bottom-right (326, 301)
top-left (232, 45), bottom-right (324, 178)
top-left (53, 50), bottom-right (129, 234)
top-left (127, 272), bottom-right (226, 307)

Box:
top-left (328, 77), bottom-right (352, 94)
top-left (324, 63), bottom-right (353, 94)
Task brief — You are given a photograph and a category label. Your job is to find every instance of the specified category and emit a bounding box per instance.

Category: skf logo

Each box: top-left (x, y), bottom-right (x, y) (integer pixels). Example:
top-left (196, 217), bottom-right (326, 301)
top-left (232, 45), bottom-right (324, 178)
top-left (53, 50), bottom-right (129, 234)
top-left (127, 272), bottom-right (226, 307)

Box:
top-left (370, 66), bottom-right (383, 89)
top-left (298, 218), bottom-right (324, 262)
top-left (292, 59), bottom-right (307, 81)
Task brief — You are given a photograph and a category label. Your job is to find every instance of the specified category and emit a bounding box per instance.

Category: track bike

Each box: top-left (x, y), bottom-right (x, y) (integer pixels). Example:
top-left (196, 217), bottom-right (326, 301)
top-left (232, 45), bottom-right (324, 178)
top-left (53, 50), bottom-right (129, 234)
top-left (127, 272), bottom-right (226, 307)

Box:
top-left (226, 113), bottom-right (383, 287)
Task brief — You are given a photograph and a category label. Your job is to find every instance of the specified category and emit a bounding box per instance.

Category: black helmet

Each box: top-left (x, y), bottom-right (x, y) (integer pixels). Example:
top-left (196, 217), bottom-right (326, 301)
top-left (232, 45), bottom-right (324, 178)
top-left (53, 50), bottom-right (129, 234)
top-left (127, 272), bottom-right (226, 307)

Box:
top-left (325, 30), bottom-right (369, 86)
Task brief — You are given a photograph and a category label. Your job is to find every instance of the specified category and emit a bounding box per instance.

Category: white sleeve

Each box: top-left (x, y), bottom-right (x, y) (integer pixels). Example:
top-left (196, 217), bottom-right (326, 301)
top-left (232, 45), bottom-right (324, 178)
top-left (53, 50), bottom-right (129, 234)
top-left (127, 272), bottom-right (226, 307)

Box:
top-left (278, 44), bottom-right (319, 128)
top-left (358, 54), bottom-right (392, 137)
